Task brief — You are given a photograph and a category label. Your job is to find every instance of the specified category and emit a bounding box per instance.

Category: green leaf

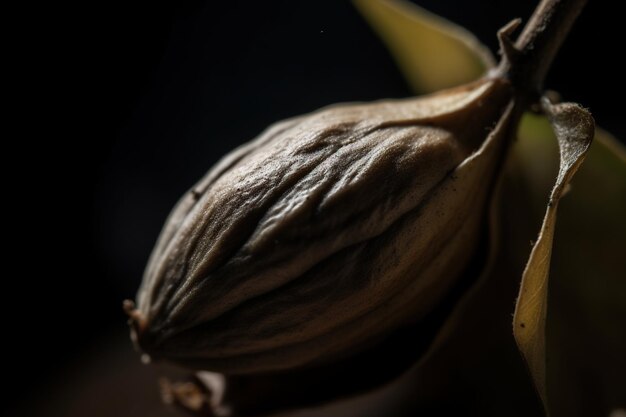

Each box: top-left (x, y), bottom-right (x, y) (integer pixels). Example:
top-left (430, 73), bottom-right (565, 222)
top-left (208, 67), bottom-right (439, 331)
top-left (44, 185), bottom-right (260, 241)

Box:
top-left (352, 0), bottom-right (495, 93)
top-left (513, 113), bottom-right (626, 416)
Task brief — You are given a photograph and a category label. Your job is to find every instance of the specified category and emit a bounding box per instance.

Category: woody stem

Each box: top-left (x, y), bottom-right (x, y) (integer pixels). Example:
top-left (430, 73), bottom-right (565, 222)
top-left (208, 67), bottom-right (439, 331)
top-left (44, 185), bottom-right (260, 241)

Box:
top-left (500, 0), bottom-right (588, 98)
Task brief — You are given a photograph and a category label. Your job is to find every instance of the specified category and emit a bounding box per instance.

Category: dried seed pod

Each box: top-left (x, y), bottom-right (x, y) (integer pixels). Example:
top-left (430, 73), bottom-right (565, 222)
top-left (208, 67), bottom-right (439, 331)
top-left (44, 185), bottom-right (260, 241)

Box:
top-left (127, 77), bottom-right (514, 374)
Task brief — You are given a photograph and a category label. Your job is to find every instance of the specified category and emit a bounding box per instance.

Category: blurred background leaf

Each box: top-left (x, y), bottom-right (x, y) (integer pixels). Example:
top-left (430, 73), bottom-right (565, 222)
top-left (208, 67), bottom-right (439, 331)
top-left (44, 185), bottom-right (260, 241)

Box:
top-left (352, 0), bottom-right (494, 93)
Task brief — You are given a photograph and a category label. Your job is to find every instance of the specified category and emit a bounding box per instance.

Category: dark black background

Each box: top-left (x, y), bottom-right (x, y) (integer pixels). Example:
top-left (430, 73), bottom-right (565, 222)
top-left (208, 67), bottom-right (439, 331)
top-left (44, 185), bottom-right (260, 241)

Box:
top-left (11, 0), bottom-right (623, 415)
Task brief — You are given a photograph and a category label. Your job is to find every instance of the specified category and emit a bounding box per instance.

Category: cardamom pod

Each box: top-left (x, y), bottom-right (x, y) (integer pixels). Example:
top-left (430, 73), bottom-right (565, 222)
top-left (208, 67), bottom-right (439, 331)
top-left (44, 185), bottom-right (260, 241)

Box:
top-left (126, 77), bottom-right (514, 374)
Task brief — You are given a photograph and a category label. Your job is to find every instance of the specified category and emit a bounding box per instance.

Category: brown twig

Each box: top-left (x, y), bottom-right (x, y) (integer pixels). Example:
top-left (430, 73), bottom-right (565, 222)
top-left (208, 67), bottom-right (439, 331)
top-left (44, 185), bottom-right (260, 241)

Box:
top-left (497, 0), bottom-right (589, 98)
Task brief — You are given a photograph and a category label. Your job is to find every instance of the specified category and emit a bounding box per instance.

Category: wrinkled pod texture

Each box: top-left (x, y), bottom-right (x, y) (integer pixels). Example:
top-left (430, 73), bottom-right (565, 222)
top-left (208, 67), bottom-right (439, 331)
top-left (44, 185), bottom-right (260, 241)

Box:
top-left (127, 76), bottom-right (515, 374)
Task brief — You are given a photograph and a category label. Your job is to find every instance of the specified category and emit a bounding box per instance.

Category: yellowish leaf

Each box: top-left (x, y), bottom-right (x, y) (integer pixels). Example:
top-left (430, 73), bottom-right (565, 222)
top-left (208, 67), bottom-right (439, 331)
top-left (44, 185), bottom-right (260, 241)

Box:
top-left (352, 0), bottom-right (494, 93)
top-left (514, 113), bottom-right (626, 416)
top-left (513, 103), bottom-right (594, 412)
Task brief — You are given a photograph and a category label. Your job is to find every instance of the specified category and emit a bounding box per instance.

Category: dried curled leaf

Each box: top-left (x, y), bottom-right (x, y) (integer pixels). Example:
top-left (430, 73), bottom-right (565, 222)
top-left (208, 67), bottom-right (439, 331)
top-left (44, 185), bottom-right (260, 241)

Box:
top-left (513, 99), bottom-right (594, 409)
top-left (128, 77), bottom-right (514, 374)
top-left (515, 115), bottom-right (626, 417)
